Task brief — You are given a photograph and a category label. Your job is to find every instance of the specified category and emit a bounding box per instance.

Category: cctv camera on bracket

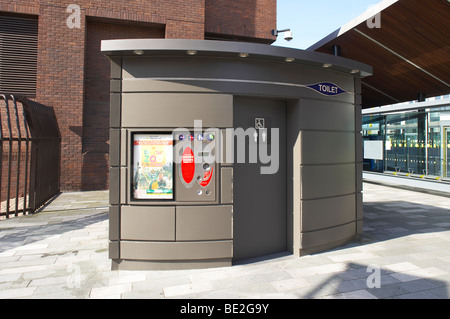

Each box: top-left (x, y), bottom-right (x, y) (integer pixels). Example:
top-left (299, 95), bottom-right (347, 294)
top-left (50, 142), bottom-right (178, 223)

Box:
top-left (271, 29), bottom-right (293, 41)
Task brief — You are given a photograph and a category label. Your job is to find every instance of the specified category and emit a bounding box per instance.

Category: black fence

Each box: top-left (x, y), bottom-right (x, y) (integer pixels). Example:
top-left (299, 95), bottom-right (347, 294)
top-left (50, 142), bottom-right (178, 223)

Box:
top-left (0, 95), bottom-right (61, 218)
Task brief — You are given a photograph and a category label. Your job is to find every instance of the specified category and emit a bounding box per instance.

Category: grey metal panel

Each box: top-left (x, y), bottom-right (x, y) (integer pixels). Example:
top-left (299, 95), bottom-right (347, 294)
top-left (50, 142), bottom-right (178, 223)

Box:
top-left (120, 167), bottom-right (127, 204)
top-left (299, 99), bottom-right (355, 132)
top-left (354, 94), bottom-right (362, 107)
top-left (109, 241), bottom-right (120, 259)
top-left (301, 222), bottom-right (356, 251)
top-left (357, 220), bottom-right (363, 236)
top-left (287, 100), bottom-right (302, 256)
top-left (221, 167), bottom-right (233, 204)
top-left (301, 164), bottom-right (356, 200)
top-left (354, 77), bottom-right (362, 95)
top-left (110, 79), bottom-right (121, 93)
top-left (356, 192), bottom-right (363, 221)
top-left (123, 78), bottom-right (356, 104)
top-left (356, 163), bottom-right (363, 193)
top-left (112, 259), bottom-right (232, 271)
top-left (233, 97), bottom-right (287, 261)
top-left (176, 206), bottom-right (232, 241)
top-left (355, 103), bottom-right (362, 132)
top-left (121, 55), bottom-right (354, 87)
top-left (220, 129), bottom-right (233, 166)
top-left (109, 167), bottom-right (120, 205)
top-left (301, 131), bottom-right (355, 165)
top-left (121, 93), bottom-right (233, 128)
top-left (120, 240), bottom-right (233, 260)
top-left (120, 56), bottom-right (357, 104)
top-left (121, 206), bottom-right (175, 241)
top-left (356, 133), bottom-right (363, 163)
top-left (120, 129), bottom-right (127, 166)
top-left (109, 206), bottom-right (120, 241)
top-left (301, 194), bottom-right (356, 232)
top-left (109, 129), bottom-right (120, 167)
top-left (110, 57), bottom-right (122, 79)
top-left (122, 79), bottom-right (220, 93)
top-left (110, 93), bottom-right (121, 128)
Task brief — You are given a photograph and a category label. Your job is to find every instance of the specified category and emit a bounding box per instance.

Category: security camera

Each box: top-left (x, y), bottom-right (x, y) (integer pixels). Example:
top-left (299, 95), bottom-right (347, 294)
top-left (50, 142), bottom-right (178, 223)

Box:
top-left (284, 30), bottom-right (293, 41)
top-left (271, 29), bottom-right (293, 41)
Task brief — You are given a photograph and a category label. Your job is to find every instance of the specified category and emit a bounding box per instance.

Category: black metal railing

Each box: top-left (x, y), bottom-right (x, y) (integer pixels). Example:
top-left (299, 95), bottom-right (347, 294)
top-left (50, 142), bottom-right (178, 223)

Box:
top-left (0, 95), bottom-right (61, 218)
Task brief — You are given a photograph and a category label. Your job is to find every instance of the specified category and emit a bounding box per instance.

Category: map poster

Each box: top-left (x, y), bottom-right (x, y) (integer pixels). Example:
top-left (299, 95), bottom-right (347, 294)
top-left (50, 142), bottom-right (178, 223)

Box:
top-left (133, 134), bottom-right (173, 200)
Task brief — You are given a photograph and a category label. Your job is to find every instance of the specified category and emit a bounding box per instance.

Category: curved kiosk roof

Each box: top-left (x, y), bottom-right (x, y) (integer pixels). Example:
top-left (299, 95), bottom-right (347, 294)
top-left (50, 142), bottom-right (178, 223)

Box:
top-left (102, 39), bottom-right (372, 270)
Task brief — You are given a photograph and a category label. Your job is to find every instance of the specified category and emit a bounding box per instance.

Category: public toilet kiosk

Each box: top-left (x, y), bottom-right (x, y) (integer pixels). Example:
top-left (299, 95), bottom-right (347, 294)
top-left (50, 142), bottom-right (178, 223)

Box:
top-left (101, 39), bottom-right (372, 270)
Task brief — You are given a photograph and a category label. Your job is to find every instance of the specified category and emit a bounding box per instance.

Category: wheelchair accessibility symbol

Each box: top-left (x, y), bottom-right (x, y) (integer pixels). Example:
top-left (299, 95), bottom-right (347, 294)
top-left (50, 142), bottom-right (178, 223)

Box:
top-left (255, 118), bottom-right (265, 130)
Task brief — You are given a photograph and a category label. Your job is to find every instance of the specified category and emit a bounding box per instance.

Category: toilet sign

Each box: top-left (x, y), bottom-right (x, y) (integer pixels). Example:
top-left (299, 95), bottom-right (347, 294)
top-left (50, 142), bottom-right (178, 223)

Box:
top-left (307, 82), bottom-right (346, 96)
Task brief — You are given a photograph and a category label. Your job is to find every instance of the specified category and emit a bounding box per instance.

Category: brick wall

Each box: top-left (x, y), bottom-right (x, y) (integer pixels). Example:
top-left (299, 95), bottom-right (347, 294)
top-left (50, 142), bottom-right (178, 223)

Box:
top-left (83, 20), bottom-right (165, 190)
top-left (0, 0), bottom-right (276, 191)
top-left (205, 0), bottom-right (277, 43)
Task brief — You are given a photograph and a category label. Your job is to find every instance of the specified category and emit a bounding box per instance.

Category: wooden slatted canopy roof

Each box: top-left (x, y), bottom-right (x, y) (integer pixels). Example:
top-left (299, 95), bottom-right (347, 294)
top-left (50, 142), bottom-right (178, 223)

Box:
top-left (309, 0), bottom-right (450, 108)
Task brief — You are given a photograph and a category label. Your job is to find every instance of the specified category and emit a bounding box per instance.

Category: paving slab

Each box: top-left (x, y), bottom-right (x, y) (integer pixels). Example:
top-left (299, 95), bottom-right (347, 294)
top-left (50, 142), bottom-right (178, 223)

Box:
top-left (1, 184), bottom-right (450, 299)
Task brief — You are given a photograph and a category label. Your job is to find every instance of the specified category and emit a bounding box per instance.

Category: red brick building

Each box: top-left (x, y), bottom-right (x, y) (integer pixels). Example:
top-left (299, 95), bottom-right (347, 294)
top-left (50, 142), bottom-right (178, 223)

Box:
top-left (0, 0), bottom-right (276, 191)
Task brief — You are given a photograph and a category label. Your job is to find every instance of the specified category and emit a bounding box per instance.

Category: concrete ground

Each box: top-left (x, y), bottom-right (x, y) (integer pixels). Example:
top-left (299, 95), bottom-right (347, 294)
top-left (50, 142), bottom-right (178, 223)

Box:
top-left (1, 182), bottom-right (450, 299)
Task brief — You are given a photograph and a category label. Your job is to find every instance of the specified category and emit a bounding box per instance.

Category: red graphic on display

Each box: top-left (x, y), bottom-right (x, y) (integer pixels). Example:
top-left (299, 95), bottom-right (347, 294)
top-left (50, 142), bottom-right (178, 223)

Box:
top-left (200, 166), bottom-right (213, 187)
top-left (181, 147), bottom-right (195, 184)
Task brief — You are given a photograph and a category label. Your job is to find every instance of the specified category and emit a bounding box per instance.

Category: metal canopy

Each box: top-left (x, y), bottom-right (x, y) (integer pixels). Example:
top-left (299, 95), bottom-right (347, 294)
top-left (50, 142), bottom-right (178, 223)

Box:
top-left (101, 39), bottom-right (373, 78)
top-left (309, 0), bottom-right (450, 108)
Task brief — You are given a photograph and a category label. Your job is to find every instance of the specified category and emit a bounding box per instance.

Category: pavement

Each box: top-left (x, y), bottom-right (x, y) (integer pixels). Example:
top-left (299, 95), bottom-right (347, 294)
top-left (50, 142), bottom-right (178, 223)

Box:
top-left (1, 182), bottom-right (450, 299)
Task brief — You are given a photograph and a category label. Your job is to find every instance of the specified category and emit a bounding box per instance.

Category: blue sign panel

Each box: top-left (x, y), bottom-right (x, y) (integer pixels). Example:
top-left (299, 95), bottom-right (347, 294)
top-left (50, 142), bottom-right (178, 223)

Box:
top-left (307, 82), bottom-right (346, 96)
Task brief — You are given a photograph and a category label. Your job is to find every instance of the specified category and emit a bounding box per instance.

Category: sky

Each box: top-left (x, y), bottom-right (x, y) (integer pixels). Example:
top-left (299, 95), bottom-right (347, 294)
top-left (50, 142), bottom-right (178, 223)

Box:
top-left (273, 0), bottom-right (382, 50)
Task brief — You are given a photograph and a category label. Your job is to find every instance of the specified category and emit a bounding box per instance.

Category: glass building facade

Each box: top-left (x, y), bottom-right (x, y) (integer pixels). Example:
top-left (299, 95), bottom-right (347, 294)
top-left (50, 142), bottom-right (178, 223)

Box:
top-left (362, 98), bottom-right (450, 181)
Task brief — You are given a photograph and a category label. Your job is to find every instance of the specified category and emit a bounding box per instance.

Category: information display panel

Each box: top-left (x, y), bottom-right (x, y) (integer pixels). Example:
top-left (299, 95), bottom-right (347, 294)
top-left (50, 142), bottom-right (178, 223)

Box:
top-left (133, 134), bottom-right (173, 200)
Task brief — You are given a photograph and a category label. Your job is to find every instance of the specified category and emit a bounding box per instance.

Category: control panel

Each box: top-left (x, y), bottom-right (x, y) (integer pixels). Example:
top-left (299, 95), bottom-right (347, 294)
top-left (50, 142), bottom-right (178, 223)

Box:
top-left (174, 129), bottom-right (219, 202)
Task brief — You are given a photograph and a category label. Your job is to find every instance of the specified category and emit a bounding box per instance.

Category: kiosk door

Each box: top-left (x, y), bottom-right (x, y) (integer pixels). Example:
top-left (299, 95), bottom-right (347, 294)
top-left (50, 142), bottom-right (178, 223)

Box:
top-left (233, 97), bottom-right (287, 262)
